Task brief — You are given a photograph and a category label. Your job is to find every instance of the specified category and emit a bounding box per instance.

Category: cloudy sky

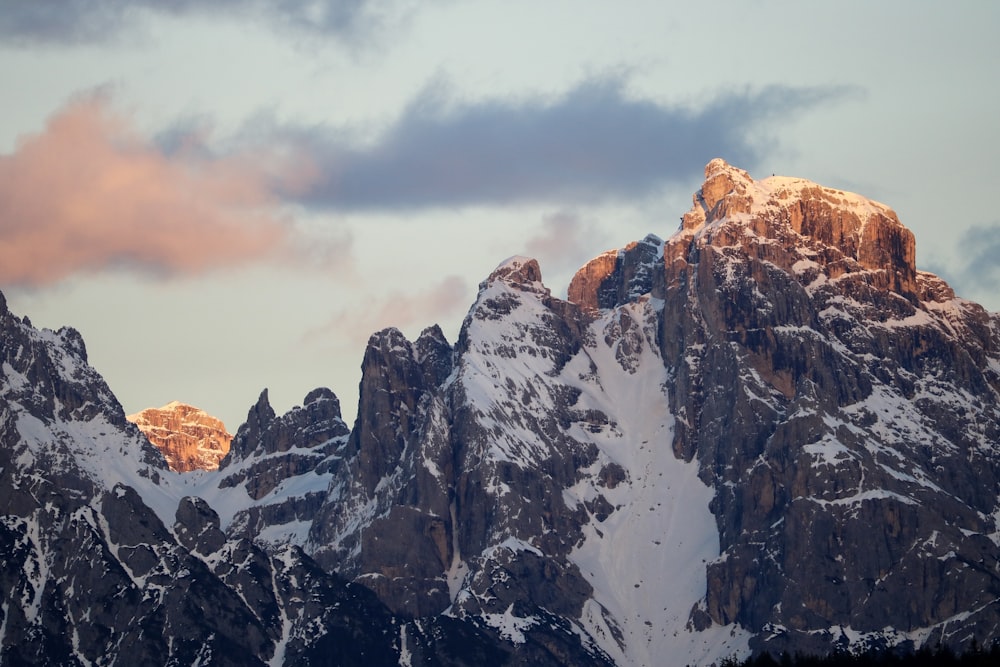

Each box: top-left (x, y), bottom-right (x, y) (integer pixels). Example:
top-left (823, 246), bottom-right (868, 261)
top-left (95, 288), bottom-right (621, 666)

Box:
top-left (2, 1), bottom-right (998, 431)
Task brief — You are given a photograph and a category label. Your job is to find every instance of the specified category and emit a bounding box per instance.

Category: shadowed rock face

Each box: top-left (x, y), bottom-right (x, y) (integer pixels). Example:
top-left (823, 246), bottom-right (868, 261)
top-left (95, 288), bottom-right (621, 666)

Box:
top-left (128, 401), bottom-right (232, 472)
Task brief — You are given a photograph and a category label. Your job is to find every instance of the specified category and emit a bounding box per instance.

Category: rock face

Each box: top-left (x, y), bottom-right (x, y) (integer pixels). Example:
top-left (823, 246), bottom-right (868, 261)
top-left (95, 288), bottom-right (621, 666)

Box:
top-left (2, 159), bottom-right (1000, 665)
top-left (214, 386), bottom-right (351, 547)
top-left (127, 401), bottom-right (232, 472)
top-left (568, 233), bottom-right (664, 311)
top-left (661, 159), bottom-right (1000, 655)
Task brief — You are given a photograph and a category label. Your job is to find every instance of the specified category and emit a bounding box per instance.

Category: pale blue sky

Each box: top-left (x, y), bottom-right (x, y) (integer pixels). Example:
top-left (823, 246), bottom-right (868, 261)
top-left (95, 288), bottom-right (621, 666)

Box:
top-left (2, 1), bottom-right (998, 430)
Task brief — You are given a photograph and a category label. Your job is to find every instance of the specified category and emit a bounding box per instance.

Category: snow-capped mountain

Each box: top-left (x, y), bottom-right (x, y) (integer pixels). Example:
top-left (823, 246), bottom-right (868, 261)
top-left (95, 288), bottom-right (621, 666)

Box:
top-left (127, 401), bottom-right (232, 472)
top-left (0, 294), bottom-right (512, 665)
top-left (2, 159), bottom-right (999, 665)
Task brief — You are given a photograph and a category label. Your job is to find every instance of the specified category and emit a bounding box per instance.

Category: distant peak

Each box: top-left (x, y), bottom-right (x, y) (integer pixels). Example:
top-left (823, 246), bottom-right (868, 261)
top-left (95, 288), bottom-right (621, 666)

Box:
top-left (126, 401), bottom-right (231, 473)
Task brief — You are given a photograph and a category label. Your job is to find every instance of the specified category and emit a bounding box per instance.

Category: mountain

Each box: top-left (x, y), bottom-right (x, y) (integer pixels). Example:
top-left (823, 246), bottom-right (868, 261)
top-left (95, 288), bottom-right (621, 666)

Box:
top-left (0, 290), bottom-right (526, 665)
top-left (127, 401), bottom-right (232, 472)
top-left (1, 159), bottom-right (999, 665)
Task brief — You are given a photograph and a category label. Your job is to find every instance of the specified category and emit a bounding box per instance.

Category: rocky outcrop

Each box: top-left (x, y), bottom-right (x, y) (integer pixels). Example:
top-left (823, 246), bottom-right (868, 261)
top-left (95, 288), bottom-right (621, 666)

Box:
top-left (308, 324), bottom-right (458, 617)
top-left (567, 233), bottom-right (663, 310)
top-left (210, 387), bottom-right (351, 548)
top-left (127, 401), bottom-right (231, 472)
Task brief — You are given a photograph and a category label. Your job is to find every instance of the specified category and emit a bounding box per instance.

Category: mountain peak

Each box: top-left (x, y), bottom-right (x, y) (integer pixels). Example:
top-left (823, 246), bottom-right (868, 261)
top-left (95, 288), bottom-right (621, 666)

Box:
top-left (675, 159), bottom-right (917, 297)
top-left (488, 255), bottom-right (543, 286)
top-left (127, 401), bottom-right (232, 472)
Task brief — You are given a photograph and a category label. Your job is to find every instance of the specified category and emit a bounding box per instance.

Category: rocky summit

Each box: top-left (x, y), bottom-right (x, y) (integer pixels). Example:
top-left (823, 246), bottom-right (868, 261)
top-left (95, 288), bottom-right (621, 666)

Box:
top-left (127, 401), bottom-right (232, 472)
top-left (1, 160), bottom-right (999, 665)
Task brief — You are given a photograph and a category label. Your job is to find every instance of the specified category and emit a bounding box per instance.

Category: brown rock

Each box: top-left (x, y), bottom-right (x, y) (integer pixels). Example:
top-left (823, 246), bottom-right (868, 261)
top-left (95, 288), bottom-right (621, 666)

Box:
top-left (567, 234), bottom-right (663, 311)
top-left (127, 401), bottom-right (232, 472)
top-left (674, 158), bottom-right (918, 297)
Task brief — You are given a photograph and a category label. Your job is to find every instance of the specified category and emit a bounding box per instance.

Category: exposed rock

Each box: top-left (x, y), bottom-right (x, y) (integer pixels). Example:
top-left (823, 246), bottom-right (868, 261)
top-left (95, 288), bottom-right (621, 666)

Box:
top-left (174, 495), bottom-right (226, 556)
top-left (674, 158), bottom-right (918, 297)
top-left (220, 388), bottom-right (347, 499)
top-left (127, 401), bottom-right (231, 472)
top-left (567, 233), bottom-right (663, 311)
top-left (215, 388), bottom-right (351, 549)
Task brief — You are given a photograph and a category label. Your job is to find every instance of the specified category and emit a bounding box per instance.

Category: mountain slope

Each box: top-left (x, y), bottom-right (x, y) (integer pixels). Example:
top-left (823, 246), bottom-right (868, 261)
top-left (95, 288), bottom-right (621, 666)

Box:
top-left (302, 160), bottom-right (1000, 662)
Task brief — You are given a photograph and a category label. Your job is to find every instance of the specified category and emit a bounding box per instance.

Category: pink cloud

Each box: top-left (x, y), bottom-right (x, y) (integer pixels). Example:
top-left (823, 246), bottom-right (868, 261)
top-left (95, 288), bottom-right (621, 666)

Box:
top-left (305, 275), bottom-right (468, 345)
top-left (0, 94), bottom-right (315, 287)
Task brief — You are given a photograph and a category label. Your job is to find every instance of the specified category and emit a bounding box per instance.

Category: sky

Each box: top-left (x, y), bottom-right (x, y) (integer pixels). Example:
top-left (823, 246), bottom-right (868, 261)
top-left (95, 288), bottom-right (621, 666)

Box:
top-left (2, 1), bottom-right (999, 432)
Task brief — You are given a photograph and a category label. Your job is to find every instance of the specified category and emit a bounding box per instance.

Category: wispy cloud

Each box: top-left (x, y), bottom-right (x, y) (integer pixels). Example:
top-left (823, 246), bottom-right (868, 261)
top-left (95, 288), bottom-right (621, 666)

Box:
top-left (304, 275), bottom-right (468, 345)
top-left (284, 77), bottom-right (860, 211)
top-left (0, 0), bottom-right (406, 46)
top-left (0, 93), bottom-right (317, 288)
top-left (955, 223), bottom-right (1000, 296)
top-left (525, 210), bottom-right (608, 273)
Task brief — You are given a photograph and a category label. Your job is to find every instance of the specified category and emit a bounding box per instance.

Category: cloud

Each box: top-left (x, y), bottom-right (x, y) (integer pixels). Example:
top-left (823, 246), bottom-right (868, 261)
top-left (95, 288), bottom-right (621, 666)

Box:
top-left (956, 223), bottom-right (1000, 292)
top-left (0, 0), bottom-right (402, 46)
top-left (287, 77), bottom-right (860, 211)
top-left (0, 93), bottom-right (315, 288)
top-left (525, 210), bottom-right (608, 273)
top-left (304, 275), bottom-right (469, 345)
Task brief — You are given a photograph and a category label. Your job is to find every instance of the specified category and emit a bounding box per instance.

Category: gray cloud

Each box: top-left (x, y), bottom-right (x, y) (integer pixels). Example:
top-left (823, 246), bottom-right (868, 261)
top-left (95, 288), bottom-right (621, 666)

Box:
top-left (0, 0), bottom-right (389, 46)
top-left (957, 223), bottom-right (1000, 292)
top-left (284, 78), bottom-right (860, 211)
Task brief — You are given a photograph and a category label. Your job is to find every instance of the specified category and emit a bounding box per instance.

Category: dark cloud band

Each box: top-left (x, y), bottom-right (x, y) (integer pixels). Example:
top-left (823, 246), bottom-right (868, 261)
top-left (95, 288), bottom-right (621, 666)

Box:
top-left (283, 78), bottom-right (860, 211)
top-left (0, 0), bottom-right (381, 45)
